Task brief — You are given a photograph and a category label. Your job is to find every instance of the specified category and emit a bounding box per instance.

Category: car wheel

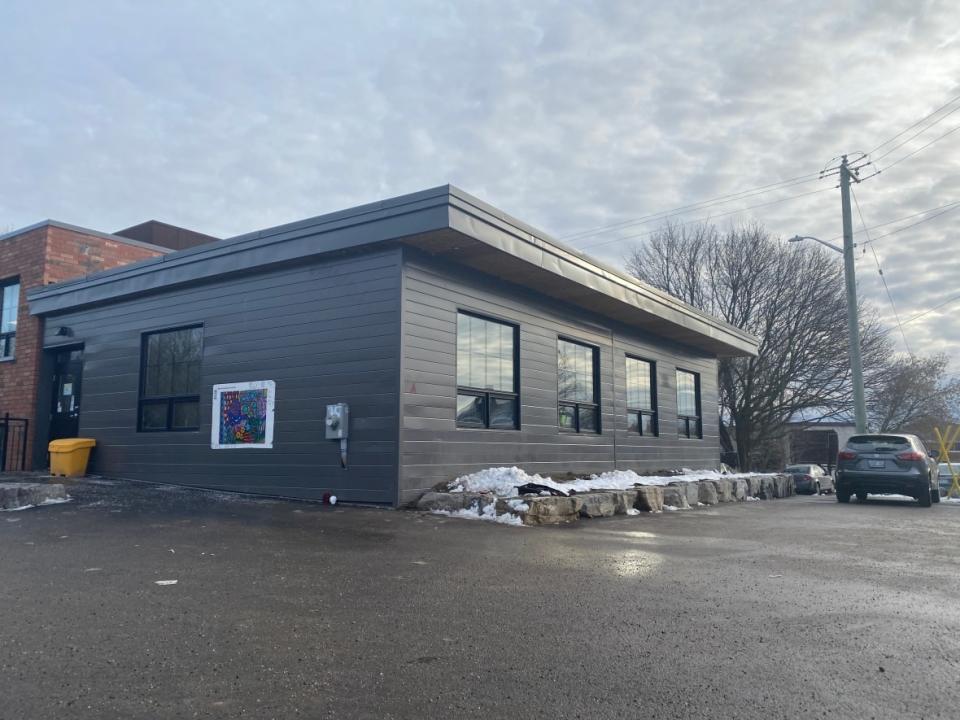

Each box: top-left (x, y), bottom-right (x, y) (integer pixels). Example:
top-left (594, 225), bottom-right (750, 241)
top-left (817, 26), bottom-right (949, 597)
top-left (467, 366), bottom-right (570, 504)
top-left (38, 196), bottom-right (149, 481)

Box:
top-left (837, 491), bottom-right (851, 503)
top-left (856, 492), bottom-right (868, 503)
top-left (932, 487), bottom-right (941, 504)
top-left (918, 488), bottom-right (932, 507)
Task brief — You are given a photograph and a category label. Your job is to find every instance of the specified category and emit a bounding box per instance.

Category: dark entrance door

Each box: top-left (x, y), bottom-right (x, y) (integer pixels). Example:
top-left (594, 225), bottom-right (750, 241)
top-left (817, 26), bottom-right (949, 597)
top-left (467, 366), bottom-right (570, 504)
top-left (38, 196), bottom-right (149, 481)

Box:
top-left (49, 347), bottom-right (84, 441)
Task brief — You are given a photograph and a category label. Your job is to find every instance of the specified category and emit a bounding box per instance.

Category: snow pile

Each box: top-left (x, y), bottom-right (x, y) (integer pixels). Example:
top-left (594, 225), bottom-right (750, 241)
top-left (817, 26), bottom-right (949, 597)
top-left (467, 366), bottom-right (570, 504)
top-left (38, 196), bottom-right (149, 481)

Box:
top-left (433, 502), bottom-right (524, 526)
top-left (448, 466), bottom-right (770, 498)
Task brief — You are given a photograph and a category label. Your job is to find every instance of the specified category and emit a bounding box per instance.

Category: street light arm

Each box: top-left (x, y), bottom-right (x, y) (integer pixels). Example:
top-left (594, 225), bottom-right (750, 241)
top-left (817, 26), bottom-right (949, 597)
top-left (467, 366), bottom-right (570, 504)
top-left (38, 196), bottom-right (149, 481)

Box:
top-left (787, 235), bottom-right (845, 254)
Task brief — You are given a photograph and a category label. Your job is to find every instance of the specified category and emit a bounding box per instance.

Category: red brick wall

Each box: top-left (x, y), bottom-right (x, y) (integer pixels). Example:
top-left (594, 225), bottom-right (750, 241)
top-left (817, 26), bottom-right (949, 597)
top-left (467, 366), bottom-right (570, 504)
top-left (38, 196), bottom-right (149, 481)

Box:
top-left (0, 225), bottom-right (165, 468)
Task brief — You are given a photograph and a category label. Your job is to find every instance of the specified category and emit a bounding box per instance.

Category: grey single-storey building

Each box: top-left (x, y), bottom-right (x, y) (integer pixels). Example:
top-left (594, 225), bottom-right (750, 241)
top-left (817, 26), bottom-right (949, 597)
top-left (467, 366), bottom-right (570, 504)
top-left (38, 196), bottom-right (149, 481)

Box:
top-left (27, 186), bottom-right (758, 505)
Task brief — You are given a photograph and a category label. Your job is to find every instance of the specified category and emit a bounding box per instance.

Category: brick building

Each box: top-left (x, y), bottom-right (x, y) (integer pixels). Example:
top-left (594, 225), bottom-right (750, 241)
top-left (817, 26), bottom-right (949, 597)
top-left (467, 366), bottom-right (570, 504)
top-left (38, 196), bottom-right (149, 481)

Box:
top-left (0, 220), bottom-right (216, 469)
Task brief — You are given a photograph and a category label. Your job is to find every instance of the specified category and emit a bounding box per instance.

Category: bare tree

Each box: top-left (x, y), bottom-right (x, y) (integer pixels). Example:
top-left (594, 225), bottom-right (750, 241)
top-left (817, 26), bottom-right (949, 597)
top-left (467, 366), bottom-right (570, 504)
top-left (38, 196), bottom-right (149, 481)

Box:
top-left (867, 353), bottom-right (960, 433)
top-left (626, 221), bottom-right (890, 470)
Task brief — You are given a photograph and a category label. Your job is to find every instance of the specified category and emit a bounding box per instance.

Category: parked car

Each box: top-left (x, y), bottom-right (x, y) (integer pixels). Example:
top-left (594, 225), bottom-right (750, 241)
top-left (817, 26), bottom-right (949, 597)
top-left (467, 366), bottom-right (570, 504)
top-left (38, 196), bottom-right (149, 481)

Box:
top-left (938, 462), bottom-right (959, 497)
top-left (784, 463), bottom-right (834, 495)
top-left (835, 434), bottom-right (940, 506)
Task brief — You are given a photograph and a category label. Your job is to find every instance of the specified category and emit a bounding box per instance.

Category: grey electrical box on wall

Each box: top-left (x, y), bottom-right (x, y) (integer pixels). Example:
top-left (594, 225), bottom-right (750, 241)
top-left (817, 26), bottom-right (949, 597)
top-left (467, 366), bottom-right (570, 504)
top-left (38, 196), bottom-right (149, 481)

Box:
top-left (325, 403), bottom-right (349, 439)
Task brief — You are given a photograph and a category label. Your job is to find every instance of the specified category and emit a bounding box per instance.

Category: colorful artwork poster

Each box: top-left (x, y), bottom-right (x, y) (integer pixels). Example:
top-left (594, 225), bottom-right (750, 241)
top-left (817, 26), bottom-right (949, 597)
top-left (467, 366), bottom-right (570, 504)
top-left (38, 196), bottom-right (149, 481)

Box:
top-left (210, 381), bottom-right (275, 449)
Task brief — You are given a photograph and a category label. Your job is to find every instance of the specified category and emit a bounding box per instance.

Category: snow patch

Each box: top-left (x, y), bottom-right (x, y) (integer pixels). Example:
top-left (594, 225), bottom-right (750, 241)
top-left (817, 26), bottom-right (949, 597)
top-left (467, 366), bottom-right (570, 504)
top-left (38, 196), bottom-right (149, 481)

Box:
top-left (0, 496), bottom-right (71, 512)
top-left (432, 503), bottom-right (524, 527)
top-left (664, 505), bottom-right (678, 512)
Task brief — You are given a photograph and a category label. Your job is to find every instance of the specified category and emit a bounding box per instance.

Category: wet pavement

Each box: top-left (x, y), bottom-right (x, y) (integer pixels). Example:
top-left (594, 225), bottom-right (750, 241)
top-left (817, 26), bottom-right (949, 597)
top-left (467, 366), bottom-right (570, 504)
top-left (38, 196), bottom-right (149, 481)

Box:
top-left (2, 477), bottom-right (959, 719)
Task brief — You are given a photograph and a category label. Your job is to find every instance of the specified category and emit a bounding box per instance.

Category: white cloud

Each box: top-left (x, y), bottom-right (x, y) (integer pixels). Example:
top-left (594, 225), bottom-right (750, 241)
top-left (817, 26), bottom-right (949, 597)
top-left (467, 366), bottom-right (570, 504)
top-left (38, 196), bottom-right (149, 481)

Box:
top-left (1, 0), bottom-right (958, 367)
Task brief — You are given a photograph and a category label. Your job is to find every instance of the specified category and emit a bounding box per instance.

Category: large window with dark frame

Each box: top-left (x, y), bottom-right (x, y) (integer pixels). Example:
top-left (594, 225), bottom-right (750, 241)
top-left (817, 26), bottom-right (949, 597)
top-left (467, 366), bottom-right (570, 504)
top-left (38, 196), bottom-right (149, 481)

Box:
top-left (558, 338), bottom-right (600, 433)
top-left (456, 312), bottom-right (519, 429)
top-left (676, 369), bottom-right (702, 439)
top-left (0, 279), bottom-right (20, 361)
top-left (138, 326), bottom-right (203, 432)
top-left (626, 356), bottom-right (658, 436)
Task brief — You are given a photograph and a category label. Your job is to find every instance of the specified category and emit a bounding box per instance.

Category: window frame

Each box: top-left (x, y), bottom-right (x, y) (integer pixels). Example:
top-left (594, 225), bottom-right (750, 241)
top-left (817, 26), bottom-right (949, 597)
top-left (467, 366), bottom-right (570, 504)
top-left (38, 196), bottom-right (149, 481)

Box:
top-left (675, 368), bottom-right (702, 440)
top-left (557, 337), bottom-right (601, 434)
top-left (625, 355), bottom-right (658, 437)
top-left (137, 324), bottom-right (204, 433)
top-left (455, 310), bottom-right (520, 430)
top-left (0, 278), bottom-right (20, 362)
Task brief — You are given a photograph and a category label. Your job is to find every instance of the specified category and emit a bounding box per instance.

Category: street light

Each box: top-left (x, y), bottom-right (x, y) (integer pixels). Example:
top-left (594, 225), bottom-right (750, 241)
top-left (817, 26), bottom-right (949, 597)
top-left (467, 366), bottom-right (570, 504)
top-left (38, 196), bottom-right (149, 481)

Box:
top-left (787, 233), bottom-right (867, 433)
top-left (787, 235), bottom-right (846, 254)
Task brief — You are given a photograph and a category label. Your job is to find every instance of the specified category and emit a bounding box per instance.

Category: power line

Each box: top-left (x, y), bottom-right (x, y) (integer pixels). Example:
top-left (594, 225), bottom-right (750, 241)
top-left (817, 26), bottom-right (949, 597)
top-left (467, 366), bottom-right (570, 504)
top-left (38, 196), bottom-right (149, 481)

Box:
top-left (900, 292), bottom-right (960, 326)
top-left (872, 103), bottom-right (960, 163)
top-left (859, 200), bottom-right (960, 245)
top-left (577, 185), bottom-right (832, 251)
top-left (852, 186), bottom-right (912, 356)
top-left (867, 91), bottom-right (960, 155)
top-left (559, 172), bottom-right (821, 242)
top-left (878, 123), bottom-right (960, 174)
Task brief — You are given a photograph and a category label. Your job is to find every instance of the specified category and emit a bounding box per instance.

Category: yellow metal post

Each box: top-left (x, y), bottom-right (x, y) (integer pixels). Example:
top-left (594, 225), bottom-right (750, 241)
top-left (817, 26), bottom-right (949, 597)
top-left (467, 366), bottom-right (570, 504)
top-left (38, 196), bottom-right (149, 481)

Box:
top-left (934, 425), bottom-right (960, 499)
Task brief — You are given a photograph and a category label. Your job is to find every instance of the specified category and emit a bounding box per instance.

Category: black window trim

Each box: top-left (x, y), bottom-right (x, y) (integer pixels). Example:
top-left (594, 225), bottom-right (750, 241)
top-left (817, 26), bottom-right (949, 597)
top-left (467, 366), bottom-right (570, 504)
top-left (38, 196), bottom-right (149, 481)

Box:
top-left (0, 276), bottom-right (20, 362)
top-left (626, 354), bottom-right (658, 437)
top-left (455, 310), bottom-right (520, 430)
top-left (557, 336), bottom-right (601, 434)
top-left (137, 323), bottom-right (204, 433)
top-left (676, 367), bottom-right (702, 440)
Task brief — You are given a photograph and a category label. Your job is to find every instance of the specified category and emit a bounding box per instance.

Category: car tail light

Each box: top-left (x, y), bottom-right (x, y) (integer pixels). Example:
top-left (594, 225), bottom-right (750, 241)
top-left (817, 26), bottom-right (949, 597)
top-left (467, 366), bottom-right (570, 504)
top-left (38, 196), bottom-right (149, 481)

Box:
top-left (896, 450), bottom-right (925, 462)
top-left (838, 450), bottom-right (857, 461)
top-left (802, 474), bottom-right (813, 481)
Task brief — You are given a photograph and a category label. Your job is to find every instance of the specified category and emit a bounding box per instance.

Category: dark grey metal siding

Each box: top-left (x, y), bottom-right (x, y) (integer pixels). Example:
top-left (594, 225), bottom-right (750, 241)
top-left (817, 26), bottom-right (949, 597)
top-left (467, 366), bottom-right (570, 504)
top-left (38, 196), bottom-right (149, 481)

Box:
top-left (41, 250), bottom-right (403, 504)
top-left (398, 250), bottom-right (719, 505)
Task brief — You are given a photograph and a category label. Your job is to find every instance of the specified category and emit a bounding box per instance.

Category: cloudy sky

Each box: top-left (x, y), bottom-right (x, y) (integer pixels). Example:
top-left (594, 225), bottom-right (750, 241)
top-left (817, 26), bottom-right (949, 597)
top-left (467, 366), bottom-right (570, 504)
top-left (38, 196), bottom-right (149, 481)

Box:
top-left (2, 1), bottom-right (958, 368)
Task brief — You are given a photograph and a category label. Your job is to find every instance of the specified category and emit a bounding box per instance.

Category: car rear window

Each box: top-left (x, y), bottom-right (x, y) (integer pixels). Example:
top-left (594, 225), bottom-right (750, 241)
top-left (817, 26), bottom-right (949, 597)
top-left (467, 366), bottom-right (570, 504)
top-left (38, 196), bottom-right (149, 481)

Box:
top-left (847, 435), bottom-right (912, 452)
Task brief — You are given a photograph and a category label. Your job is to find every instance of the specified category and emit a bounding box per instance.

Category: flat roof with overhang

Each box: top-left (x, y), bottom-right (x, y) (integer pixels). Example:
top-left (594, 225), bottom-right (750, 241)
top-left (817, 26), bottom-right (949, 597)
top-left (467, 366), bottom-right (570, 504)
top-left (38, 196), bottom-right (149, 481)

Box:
top-left (27, 185), bottom-right (758, 358)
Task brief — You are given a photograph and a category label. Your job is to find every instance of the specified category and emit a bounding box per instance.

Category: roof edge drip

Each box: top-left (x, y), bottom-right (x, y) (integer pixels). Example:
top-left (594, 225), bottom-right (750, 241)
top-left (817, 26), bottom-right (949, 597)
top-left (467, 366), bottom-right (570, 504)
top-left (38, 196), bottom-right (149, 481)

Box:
top-left (27, 185), bottom-right (758, 357)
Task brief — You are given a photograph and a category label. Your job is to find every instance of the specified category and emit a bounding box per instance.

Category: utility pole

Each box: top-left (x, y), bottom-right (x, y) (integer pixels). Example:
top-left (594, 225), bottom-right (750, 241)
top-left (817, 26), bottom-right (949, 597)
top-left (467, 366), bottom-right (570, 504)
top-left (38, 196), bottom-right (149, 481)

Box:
top-left (839, 155), bottom-right (868, 433)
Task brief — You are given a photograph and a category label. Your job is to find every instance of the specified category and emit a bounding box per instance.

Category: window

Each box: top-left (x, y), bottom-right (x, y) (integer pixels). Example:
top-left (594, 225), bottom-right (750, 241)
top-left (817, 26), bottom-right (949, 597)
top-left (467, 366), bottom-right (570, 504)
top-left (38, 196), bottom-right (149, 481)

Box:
top-left (0, 280), bottom-right (19, 360)
top-left (456, 312), bottom-right (518, 429)
top-left (558, 338), bottom-right (600, 433)
top-left (676, 369), bottom-right (702, 439)
top-left (138, 326), bottom-right (203, 431)
top-left (626, 356), bottom-right (658, 436)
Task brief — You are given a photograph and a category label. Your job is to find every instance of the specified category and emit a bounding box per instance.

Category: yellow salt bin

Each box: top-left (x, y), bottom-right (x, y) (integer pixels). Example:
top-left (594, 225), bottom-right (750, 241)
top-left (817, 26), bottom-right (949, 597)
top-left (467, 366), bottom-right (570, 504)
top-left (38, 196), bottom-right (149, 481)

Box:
top-left (48, 438), bottom-right (96, 477)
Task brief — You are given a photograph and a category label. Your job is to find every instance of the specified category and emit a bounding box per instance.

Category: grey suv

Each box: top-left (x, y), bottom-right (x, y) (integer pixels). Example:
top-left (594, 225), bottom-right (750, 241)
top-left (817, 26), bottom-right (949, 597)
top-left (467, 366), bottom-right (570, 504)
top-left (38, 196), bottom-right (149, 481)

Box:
top-left (835, 434), bottom-right (940, 507)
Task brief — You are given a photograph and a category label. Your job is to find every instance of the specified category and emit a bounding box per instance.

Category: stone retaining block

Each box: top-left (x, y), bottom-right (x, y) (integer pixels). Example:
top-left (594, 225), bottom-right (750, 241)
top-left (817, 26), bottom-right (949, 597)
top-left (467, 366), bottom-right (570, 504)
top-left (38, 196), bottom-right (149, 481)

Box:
top-left (669, 481), bottom-right (700, 507)
top-left (578, 493), bottom-right (618, 518)
top-left (524, 496), bottom-right (583, 525)
top-left (661, 486), bottom-right (691, 510)
top-left (697, 480), bottom-right (719, 505)
top-left (634, 486), bottom-right (664, 512)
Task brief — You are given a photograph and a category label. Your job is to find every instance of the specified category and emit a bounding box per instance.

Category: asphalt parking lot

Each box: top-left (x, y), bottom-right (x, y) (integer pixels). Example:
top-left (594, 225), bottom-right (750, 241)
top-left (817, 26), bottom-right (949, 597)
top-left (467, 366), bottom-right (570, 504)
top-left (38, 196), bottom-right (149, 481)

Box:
top-left (2, 478), bottom-right (959, 719)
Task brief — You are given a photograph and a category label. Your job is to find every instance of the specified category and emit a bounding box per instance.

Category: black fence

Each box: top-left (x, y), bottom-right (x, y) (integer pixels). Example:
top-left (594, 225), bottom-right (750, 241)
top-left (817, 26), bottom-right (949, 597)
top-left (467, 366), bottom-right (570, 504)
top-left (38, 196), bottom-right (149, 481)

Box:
top-left (0, 414), bottom-right (29, 472)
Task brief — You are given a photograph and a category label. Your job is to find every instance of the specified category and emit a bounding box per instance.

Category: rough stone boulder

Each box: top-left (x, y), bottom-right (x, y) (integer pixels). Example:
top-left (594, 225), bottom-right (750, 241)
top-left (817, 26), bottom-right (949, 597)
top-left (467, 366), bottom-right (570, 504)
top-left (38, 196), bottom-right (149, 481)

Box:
top-left (759, 476), bottom-right (776, 499)
top-left (745, 476), bottom-right (763, 498)
top-left (578, 492), bottom-right (618, 518)
top-left (0, 483), bottom-right (67, 510)
top-left (523, 496), bottom-right (583, 525)
top-left (697, 480), bottom-right (719, 505)
top-left (669, 481), bottom-right (700, 507)
top-left (729, 478), bottom-right (748, 501)
top-left (634, 485), bottom-right (664, 512)
top-left (711, 479), bottom-right (734, 502)
top-left (771, 474), bottom-right (795, 498)
top-left (661, 485), bottom-right (691, 510)
top-left (614, 490), bottom-right (638, 515)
